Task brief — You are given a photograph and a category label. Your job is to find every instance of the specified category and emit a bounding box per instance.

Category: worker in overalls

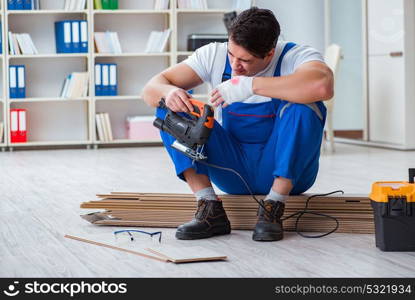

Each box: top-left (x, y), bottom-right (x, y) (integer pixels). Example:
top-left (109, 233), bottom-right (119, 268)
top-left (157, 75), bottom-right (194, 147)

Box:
top-left (143, 7), bottom-right (333, 241)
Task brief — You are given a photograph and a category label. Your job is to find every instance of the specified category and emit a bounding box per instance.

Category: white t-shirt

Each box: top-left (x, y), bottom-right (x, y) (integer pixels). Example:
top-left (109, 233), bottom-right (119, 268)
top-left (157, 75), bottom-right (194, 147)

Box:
top-left (183, 41), bottom-right (324, 124)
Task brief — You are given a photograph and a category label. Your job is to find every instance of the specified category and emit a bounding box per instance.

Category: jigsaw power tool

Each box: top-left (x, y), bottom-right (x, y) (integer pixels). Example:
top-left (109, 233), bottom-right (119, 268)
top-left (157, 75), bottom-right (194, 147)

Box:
top-left (153, 98), bottom-right (214, 161)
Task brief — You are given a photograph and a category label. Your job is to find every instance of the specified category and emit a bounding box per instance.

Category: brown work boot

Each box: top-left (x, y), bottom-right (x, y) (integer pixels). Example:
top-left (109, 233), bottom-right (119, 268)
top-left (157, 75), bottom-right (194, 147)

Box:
top-left (175, 199), bottom-right (231, 240)
top-left (252, 200), bottom-right (285, 241)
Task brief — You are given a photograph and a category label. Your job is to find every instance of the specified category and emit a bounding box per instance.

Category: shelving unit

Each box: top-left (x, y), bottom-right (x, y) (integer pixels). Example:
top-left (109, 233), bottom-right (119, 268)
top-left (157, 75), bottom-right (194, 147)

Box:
top-left (0, 0), bottom-right (253, 150)
top-left (5, 0), bottom-right (90, 150)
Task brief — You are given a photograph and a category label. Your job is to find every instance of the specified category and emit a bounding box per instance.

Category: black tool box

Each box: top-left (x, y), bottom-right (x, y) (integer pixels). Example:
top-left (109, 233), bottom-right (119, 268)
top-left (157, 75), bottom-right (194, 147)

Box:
top-left (187, 34), bottom-right (228, 51)
top-left (369, 169), bottom-right (415, 251)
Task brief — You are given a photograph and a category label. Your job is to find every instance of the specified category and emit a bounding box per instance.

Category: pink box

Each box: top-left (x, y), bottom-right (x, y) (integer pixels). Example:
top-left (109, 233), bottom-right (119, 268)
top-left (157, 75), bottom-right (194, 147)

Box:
top-left (126, 116), bottom-right (161, 141)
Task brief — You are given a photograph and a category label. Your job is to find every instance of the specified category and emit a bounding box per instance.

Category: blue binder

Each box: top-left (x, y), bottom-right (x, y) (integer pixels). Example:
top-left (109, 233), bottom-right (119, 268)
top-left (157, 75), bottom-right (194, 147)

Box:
top-left (95, 64), bottom-right (102, 96)
top-left (15, 0), bottom-right (23, 9)
top-left (71, 21), bottom-right (80, 53)
top-left (17, 65), bottom-right (26, 98)
top-left (109, 64), bottom-right (117, 96)
top-left (9, 66), bottom-right (17, 98)
top-left (80, 21), bottom-right (88, 53)
top-left (55, 21), bottom-right (72, 53)
top-left (8, 0), bottom-right (16, 10)
top-left (23, 0), bottom-right (32, 9)
top-left (101, 64), bottom-right (110, 96)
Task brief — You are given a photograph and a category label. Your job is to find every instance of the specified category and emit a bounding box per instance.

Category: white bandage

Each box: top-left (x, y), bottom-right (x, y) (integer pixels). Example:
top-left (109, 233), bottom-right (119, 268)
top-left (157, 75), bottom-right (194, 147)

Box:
top-left (215, 76), bottom-right (254, 105)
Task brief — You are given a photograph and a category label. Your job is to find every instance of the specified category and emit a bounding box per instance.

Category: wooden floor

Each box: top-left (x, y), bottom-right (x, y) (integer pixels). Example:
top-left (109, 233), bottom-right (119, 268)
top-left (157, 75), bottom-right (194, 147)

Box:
top-left (1, 143), bottom-right (415, 277)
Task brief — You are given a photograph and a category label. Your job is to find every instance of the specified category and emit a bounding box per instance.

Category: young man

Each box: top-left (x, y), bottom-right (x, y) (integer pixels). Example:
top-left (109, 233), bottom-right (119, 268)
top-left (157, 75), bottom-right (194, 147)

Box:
top-left (143, 7), bottom-right (333, 242)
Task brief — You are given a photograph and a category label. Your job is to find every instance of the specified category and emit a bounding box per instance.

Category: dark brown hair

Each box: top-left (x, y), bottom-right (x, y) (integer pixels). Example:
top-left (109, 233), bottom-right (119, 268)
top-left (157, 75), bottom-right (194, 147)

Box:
top-left (229, 7), bottom-right (280, 58)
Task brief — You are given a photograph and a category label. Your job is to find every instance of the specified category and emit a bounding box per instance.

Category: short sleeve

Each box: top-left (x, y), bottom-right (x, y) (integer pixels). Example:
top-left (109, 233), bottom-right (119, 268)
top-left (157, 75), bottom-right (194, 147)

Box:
top-left (282, 44), bottom-right (325, 74)
top-left (182, 42), bottom-right (218, 84)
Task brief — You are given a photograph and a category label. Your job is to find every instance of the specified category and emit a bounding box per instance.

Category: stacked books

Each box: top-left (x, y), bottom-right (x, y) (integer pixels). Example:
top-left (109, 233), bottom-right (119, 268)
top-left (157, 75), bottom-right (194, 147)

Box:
top-left (94, 0), bottom-right (118, 10)
top-left (95, 113), bottom-right (113, 142)
top-left (144, 29), bottom-right (171, 53)
top-left (177, 0), bottom-right (207, 9)
top-left (9, 65), bottom-right (25, 98)
top-left (0, 121), bottom-right (4, 144)
top-left (8, 32), bottom-right (38, 55)
top-left (55, 20), bottom-right (88, 53)
top-left (63, 0), bottom-right (87, 10)
top-left (7, 0), bottom-right (37, 10)
top-left (60, 72), bottom-right (89, 99)
top-left (154, 0), bottom-right (170, 10)
top-left (94, 32), bottom-right (122, 54)
top-left (95, 63), bottom-right (117, 96)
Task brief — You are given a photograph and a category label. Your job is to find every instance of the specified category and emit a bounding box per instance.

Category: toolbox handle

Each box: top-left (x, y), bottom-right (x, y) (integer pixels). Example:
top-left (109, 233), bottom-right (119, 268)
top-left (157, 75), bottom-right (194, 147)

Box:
top-left (409, 168), bottom-right (415, 183)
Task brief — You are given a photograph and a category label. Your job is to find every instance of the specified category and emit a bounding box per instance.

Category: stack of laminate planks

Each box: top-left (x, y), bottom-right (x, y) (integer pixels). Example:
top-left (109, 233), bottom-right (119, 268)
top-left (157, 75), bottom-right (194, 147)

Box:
top-left (80, 192), bottom-right (375, 234)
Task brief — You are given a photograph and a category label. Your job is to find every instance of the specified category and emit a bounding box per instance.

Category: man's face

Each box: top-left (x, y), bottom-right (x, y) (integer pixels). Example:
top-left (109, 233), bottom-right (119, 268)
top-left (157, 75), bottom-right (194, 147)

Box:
top-left (227, 39), bottom-right (274, 76)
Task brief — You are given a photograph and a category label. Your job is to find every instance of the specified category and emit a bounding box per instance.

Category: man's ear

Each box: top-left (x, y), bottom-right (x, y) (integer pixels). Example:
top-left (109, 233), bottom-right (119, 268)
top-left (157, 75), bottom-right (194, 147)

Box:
top-left (266, 48), bottom-right (275, 58)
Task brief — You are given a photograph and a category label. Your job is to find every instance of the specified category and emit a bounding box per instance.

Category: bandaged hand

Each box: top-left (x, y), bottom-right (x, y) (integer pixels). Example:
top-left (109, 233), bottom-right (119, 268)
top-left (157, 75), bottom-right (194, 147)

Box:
top-left (210, 76), bottom-right (254, 107)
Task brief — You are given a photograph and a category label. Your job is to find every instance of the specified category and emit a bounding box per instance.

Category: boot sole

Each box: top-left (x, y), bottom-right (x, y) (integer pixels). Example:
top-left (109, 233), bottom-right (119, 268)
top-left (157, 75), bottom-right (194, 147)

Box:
top-left (252, 232), bottom-right (283, 242)
top-left (175, 226), bottom-right (231, 240)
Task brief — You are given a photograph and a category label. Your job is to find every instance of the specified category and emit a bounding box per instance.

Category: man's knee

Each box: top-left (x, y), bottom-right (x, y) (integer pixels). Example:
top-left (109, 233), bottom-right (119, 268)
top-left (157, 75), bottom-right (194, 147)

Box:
top-left (280, 103), bottom-right (322, 121)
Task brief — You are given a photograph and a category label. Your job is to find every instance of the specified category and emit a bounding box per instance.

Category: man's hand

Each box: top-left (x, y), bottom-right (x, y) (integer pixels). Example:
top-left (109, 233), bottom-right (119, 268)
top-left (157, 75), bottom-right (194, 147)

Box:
top-left (164, 88), bottom-right (194, 113)
top-left (210, 76), bottom-right (254, 107)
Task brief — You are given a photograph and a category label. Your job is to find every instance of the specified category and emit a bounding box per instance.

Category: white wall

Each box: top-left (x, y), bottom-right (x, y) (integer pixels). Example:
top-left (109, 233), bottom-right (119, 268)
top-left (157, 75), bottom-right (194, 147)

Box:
top-left (256, 0), bottom-right (326, 52)
top-left (330, 0), bottom-right (364, 131)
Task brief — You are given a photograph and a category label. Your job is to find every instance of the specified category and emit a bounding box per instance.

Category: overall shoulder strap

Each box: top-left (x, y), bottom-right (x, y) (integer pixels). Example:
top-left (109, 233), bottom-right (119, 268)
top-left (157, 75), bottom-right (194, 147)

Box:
top-left (221, 54), bottom-right (232, 82)
top-left (274, 42), bottom-right (297, 77)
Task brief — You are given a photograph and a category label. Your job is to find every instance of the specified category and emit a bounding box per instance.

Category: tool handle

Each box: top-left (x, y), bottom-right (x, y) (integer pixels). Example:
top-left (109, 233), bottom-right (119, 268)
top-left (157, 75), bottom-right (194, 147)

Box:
top-left (189, 98), bottom-right (214, 129)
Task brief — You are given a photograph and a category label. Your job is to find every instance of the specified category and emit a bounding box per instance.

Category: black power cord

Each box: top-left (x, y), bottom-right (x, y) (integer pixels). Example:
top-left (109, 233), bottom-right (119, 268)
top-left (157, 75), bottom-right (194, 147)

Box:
top-left (197, 160), bottom-right (344, 238)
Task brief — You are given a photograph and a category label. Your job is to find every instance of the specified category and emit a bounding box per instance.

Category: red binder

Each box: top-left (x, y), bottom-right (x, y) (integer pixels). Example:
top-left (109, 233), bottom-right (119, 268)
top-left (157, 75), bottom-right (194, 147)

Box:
top-left (10, 109), bottom-right (27, 143)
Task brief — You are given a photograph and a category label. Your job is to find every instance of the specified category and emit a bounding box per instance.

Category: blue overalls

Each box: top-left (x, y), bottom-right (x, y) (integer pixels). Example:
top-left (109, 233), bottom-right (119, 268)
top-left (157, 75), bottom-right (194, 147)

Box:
top-left (155, 42), bottom-right (326, 195)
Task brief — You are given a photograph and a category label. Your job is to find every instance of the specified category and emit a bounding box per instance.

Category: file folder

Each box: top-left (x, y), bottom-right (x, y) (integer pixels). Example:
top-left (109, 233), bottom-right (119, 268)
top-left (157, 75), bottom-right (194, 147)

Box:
top-left (102, 64), bottom-right (109, 96)
top-left (55, 21), bottom-right (72, 53)
top-left (17, 65), bottom-right (26, 98)
top-left (23, 0), bottom-right (31, 9)
top-left (9, 66), bottom-right (17, 98)
top-left (102, 0), bottom-right (111, 9)
top-left (7, 0), bottom-right (16, 10)
top-left (80, 21), bottom-right (88, 53)
top-left (10, 109), bottom-right (27, 143)
top-left (110, 0), bottom-right (118, 9)
top-left (71, 20), bottom-right (80, 53)
top-left (95, 64), bottom-right (102, 96)
top-left (15, 0), bottom-right (23, 10)
top-left (109, 64), bottom-right (117, 96)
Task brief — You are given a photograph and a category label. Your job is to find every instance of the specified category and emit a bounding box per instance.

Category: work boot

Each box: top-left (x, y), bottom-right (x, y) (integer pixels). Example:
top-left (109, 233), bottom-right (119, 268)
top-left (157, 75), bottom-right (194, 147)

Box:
top-left (252, 200), bottom-right (285, 241)
top-left (175, 199), bottom-right (231, 240)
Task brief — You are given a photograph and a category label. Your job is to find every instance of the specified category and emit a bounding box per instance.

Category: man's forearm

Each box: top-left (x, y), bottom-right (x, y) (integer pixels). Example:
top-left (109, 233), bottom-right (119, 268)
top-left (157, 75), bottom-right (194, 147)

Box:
top-left (142, 74), bottom-right (178, 107)
top-left (252, 68), bottom-right (334, 104)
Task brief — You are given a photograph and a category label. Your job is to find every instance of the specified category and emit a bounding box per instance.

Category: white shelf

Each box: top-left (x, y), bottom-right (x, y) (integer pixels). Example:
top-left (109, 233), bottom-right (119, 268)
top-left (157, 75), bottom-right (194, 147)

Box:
top-left (94, 95), bottom-right (142, 101)
top-left (9, 97), bottom-right (89, 103)
top-left (7, 10), bottom-right (88, 15)
top-left (93, 9), bottom-right (170, 14)
top-left (177, 51), bottom-right (194, 56)
top-left (94, 52), bottom-right (171, 57)
top-left (9, 140), bottom-right (90, 147)
top-left (95, 139), bottom-right (161, 144)
top-left (9, 53), bottom-right (89, 59)
top-left (176, 9), bottom-right (237, 14)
